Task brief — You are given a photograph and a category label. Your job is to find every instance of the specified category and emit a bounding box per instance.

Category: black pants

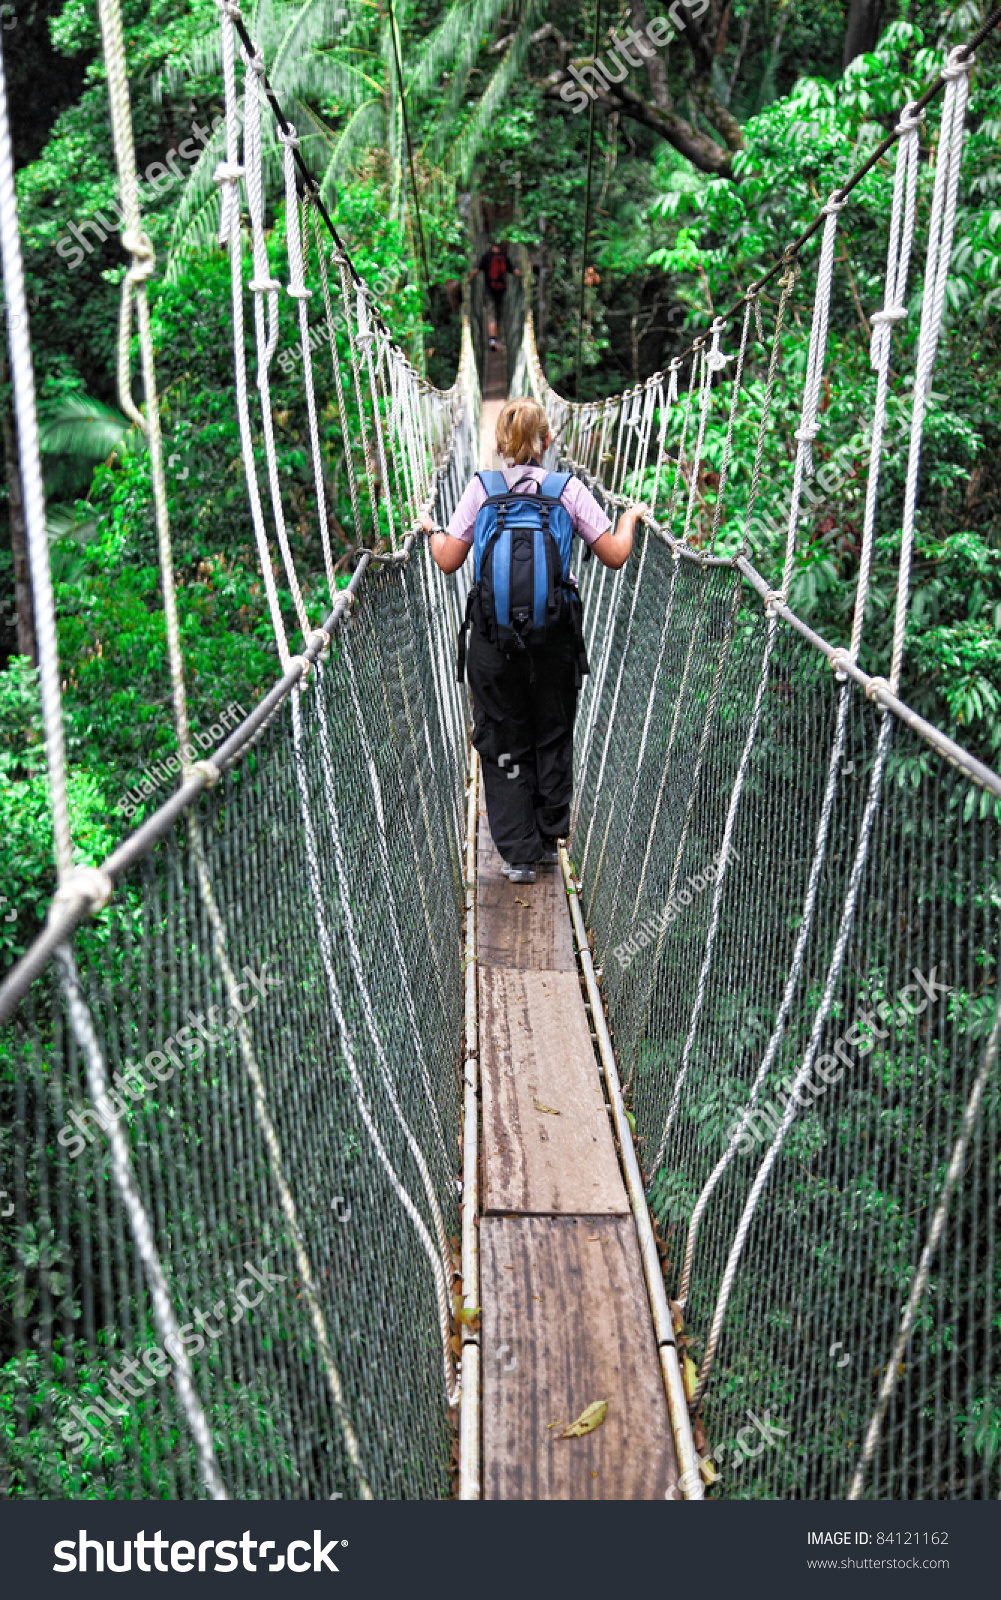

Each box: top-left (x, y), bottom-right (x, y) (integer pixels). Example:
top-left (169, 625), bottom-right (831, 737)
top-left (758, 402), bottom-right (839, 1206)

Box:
top-left (467, 621), bottom-right (579, 864)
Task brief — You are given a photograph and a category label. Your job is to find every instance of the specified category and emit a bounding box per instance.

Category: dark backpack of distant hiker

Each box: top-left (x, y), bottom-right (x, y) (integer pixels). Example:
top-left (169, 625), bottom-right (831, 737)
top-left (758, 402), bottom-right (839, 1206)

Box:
top-left (486, 249), bottom-right (508, 295)
top-left (457, 471), bottom-right (589, 684)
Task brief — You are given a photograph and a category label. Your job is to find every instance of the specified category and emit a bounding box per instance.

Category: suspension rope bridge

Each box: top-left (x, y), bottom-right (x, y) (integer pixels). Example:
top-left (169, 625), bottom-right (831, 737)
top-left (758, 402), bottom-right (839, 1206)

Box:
top-left (1, 0), bottom-right (999, 1502)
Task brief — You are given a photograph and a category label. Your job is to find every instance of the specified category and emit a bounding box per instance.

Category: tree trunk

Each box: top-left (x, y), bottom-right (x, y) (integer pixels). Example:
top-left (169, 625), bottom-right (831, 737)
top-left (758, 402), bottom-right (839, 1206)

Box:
top-left (843, 0), bottom-right (883, 68)
top-left (1, 353), bottom-right (36, 664)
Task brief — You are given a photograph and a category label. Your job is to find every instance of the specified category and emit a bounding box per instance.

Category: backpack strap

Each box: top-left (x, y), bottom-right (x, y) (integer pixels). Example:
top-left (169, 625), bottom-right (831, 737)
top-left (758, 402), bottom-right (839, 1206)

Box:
top-left (539, 471), bottom-right (571, 503)
top-left (476, 470), bottom-right (508, 498)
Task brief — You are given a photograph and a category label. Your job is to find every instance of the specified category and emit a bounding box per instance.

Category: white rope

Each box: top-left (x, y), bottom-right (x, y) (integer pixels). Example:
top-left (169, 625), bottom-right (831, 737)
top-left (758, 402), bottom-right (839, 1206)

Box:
top-left (740, 263), bottom-right (796, 556)
top-left (184, 813), bottom-right (372, 1495)
top-left (678, 682), bottom-right (851, 1303)
top-left (294, 190), bottom-right (338, 594)
top-left (56, 941), bottom-right (228, 1499)
top-left (290, 689), bottom-right (459, 1409)
top-left (848, 988), bottom-right (1001, 1498)
top-left (629, 579), bottom-right (742, 1060)
top-left (849, 104), bottom-right (922, 661)
top-left (781, 195), bottom-right (843, 596)
top-left (709, 300), bottom-right (753, 552)
top-left (240, 66), bottom-right (311, 643)
top-left (341, 634), bottom-right (453, 1177)
top-left (692, 713), bottom-right (894, 1410)
top-left (357, 287), bottom-right (398, 549)
top-left (599, 568), bottom-right (683, 924)
top-left (97, 0), bottom-right (191, 770)
top-left (0, 35), bottom-right (72, 879)
top-left (576, 555), bottom-right (639, 878)
top-left (216, 5), bottom-right (290, 667)
top-left (665, 347), bottom-right (701, 536)
top-left (650, 365), bottom-right (678, 517)
top-left (335, 249), bottom-right (381, 541)
top-left (890, 48), bottom-right (972, 693)
top-left (314, 216), bottom-right (364, 550)
top-left (680, 320), bottom-right (728, 546)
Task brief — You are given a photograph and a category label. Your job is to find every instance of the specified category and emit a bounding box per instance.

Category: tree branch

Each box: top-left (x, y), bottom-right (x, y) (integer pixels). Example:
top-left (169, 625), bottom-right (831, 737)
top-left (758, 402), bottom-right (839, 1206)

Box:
top-left (601, 76), bottom-right (735, 177)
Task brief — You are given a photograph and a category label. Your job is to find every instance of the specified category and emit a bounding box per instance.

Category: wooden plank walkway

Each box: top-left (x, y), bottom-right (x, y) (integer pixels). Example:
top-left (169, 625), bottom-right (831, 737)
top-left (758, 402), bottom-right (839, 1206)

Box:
top-left (472, 342), bottom-right (678, 1498)
top-left (475, 793), bottom-right (679, 1498)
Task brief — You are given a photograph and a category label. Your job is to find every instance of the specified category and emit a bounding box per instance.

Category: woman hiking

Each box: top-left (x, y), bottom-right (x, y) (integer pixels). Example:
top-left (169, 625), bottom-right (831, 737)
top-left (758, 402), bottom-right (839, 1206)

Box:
top-left (420, 396), bottom-right (645, 884)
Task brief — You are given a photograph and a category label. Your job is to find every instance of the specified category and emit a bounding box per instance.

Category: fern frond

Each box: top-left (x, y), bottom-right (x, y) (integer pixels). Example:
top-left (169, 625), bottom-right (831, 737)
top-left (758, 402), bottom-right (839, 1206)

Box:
top-left (408, 0), bottom-right (506, 99)
top-left (319, 97), bottom-right (384, 203)
top-left (450, 4), bottom-right (540, 184)
top-left (38, 394), bottom-right (130, 460)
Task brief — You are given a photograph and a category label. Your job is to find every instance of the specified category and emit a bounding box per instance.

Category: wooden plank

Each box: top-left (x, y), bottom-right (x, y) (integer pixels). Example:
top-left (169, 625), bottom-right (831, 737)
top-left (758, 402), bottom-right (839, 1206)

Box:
top-left (481, 1216), bottom-right (678, 1500)
top-left (477, 809), bottom-right (576, 971)
top-left (480, 967), bottom-right (628, 1216)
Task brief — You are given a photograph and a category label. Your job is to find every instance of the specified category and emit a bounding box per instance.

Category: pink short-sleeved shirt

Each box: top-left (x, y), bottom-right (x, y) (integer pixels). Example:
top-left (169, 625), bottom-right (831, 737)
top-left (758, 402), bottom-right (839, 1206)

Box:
top-left (446, 465), bottom-right (612, 548)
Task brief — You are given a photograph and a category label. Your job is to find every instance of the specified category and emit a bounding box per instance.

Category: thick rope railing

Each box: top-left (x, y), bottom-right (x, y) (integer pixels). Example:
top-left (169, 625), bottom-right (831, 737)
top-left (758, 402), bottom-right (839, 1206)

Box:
top-left (521, 13), bottom-right (1001, 1452)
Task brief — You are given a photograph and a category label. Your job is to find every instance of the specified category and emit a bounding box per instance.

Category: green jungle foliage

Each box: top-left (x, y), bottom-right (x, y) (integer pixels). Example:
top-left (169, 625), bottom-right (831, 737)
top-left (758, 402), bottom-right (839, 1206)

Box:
top-left (0, 0), bottom-right (999, 1499)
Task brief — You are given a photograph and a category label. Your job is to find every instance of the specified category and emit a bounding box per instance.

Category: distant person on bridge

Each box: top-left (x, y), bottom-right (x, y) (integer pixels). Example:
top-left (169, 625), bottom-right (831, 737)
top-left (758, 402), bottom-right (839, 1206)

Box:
top-left (420, 397), bottom-right (646, 884)
top-left (469, 241), bottom-right (520, 350)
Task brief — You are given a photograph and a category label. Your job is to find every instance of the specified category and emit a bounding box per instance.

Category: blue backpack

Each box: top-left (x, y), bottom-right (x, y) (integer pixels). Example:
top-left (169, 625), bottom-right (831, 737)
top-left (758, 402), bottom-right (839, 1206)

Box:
top-left (457, 470), bottom-right (589, 682)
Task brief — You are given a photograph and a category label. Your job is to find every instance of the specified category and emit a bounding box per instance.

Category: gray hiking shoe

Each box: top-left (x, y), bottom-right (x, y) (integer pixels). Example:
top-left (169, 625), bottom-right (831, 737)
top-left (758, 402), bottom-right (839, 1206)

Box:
top-left (502, 862), bottom-right (537, 884)
top-left (537, 846), bottom-right (560, 866)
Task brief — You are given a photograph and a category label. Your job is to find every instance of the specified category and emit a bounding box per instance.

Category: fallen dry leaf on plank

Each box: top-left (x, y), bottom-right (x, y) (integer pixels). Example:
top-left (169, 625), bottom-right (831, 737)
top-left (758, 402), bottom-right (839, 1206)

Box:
top-left (561, 1399), bottom-right (608, 1439)
top-left (533, 1100), bottom-right (560, 1115)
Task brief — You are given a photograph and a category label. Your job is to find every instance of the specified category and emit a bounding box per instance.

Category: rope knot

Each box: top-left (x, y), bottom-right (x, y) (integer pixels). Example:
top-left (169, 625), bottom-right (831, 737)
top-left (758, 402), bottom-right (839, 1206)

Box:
top-left (215, 0), bottom-right (243, 16)
top-left (942, 44), bottom-right (974, 81)
top-left (822, 190), bottom-right (847, 216)
top-left (794, 421), bottom-right (820, 444)
top-left (870, 306), bottom-right (906, 326)
top-left (213, 162), bottom-right (244, 244)
top-left (829, 647), bottom-right (852, 681)
top-left (706, 315), bottom-right (732, 373)
top-left (289, 653), bottom-right (312, 684)
top-left (250, 48), bottom-right (266, 77)
top-left (287, 284), bottom-right (313, 301)
top-left (308, 628), bottom-right (331, 658)
top-left (895, 100), bottom-right (925, 136)
top-left (763, 588), bottom-right (785, 617)
top-left (52, 867), bottom-right (114, 917)
top-left (122, 228), bottom-right (156, 286)
top-left (249, 273), bottom-right (282, 294)
top-left (277, 124), bottom-right (300, 149)
top-left (865, 674), bottom-right (892, 704)
top-left (186, 758), bottom-right (222, 787)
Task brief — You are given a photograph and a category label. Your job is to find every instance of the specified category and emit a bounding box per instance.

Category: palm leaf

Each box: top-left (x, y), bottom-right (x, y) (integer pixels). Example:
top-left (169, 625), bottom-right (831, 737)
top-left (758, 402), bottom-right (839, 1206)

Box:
top-left (449, 6), bottom-right (540, 185)
top-left (319, 97), bottom-right (384, 202)
top-left (38, 393), bottom-right (130, 460)
top-left (408, 0), bottom-right (507, 99)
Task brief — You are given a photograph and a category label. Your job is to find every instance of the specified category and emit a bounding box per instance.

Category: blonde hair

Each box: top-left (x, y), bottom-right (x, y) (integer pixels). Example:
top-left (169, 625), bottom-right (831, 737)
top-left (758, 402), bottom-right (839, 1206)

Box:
top-left (495, 397), bottom-right (551, 466)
